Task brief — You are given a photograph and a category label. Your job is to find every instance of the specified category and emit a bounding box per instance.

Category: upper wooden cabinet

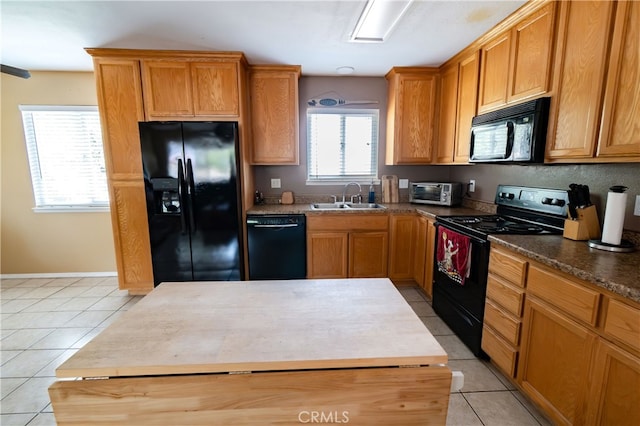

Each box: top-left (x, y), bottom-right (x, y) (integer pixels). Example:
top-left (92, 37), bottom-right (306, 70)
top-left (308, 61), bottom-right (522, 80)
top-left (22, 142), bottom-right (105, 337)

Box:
top-left (546, 0), bottom-right (615, 161)
top-left (546, 0), bottom-right (639, 162)
top-left (597, 0), bottom-right (640, 160)
top-left (385, 67), bottom-right (438, 165)
top-left (249, 65), bottom-right (301, 165)
top-left (92, 58), bottom-right (145, 179)
top-left (454, 52), bottom-right (479, 164)
top-left (478, 2), bottom-right (556, 113)
top-left (435, 63), bottom-right (458, 164)
top-left (142, 59), bottom-right (240, 119)
top-left (435, 50), bottom-right (479, 164)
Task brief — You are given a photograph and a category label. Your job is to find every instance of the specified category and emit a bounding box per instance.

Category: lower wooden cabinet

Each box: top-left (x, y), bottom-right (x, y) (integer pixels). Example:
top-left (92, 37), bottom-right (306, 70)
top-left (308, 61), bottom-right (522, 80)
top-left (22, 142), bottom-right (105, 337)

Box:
top-left (413, 216), bottom-right (436, 297)
top-left (388, 214), bottom-right (417, 281)
top-left (306, 214), bottom-right (389, 279)
top-left (306, 232), bottom-right (348, 278)
top-left (485, 245), bottom-right (640, 425)
top-left (518, 297), bottom-right (596, 426)
top-left (586, 339), bottom-right (640, 425)
top-left (349, 232), bottom-right (388, 278)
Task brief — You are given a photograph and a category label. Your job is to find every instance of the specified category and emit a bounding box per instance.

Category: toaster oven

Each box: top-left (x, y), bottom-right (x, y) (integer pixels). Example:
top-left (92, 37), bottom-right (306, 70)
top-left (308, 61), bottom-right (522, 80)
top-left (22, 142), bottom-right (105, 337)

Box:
top-left (409, 182), bottom-right (463, 206)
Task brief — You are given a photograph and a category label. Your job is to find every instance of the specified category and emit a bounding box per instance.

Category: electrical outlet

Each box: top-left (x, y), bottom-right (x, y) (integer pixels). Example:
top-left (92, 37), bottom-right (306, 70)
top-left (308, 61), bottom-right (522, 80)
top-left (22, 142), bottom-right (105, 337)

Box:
top-left (634, 195), bottom-right (640, 216)
top-left (271, 178), bottom-right (281, 189)
top-left (399, 179), bottom-right (409, 189)
top-left (469, 180), bottom-right (476, 193)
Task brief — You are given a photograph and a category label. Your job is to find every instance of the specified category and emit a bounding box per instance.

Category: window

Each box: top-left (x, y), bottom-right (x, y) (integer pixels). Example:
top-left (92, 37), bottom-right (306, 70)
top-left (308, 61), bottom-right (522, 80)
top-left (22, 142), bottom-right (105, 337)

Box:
top-left (20, 105), bottom-right (109, 211)
top-left (307, 108), bottom-right (379, 184)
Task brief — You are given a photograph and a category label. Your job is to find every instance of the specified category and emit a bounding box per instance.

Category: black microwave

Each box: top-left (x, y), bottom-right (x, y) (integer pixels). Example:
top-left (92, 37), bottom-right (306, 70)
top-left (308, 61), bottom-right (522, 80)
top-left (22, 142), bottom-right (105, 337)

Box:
top-left (469, 97), bottom-right (550, 163)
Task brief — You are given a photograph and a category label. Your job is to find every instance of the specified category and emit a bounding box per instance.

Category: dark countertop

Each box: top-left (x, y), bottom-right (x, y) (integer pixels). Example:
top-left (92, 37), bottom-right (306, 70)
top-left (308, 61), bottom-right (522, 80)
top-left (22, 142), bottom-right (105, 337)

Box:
top-left (246, 202), bottom-right (487, 218)
top-left (246, 202), bottom-right (639, 303)
top-left (489, 234), bottom-right (640, 303)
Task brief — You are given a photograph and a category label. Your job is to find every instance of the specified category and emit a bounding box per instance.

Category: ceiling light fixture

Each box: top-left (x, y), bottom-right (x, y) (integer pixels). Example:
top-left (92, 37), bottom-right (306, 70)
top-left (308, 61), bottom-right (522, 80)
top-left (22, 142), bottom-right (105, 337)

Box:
top-left (336, 66), bottom-right (355, 75)
top-left (349, 0), bottom-right (415, 43)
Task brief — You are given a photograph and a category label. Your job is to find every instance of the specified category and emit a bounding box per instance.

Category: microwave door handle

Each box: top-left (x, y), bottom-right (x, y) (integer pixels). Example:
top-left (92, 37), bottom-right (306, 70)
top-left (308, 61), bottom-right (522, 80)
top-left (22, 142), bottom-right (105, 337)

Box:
top-left (505, 121), bottom-right (515, 159)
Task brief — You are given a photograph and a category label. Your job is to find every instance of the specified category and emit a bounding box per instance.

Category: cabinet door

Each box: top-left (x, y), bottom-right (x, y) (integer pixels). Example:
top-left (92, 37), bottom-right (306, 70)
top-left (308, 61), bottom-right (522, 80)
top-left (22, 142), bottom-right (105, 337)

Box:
top-left (142, 60), bottom-right (193, 117)
top-left (435, 63), bottom-right (459, 164)
top-left (586, 339), bottom-right (640, 425)
top-left (109, 181), bottom-right (154, 293)
top-left (414, 216), bottom-right (436, 297)
top-left (413, 217), bottom-right (428, 288)
top-left (454, 51), bottom-right (479, 164)
top-left (250, 66), bottom-right (300, 164)
top-left (508, 2), bottom-right (556, 102)
top-left (388, 214), bottom-right (416, 280)
top-left (386, 70), bottom-right (437, 164)
top-left (349, 232), bottom-right (388, 278)
top-left (478, 30), bottom-right (511, 113)
top-left (93, 59), bottom-right (145, 179)
top-left (423, 219), bottom-right (436, 298)
top-left (518, 298), bottom-right (596, 425)
top-left (546, 0), bottom-right (613, 161)
top-left (307, 232), bottom-right (348, 278)
top-left (191, 62), bottom-right (239, 116)
top-left (597, 0), bottom-right (640, 159)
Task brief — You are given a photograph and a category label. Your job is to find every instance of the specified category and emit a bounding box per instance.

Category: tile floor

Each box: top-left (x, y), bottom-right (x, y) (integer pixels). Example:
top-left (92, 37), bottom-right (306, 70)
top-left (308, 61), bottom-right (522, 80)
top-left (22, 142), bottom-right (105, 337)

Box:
top-left (1, 277), bottom-right (551, 425)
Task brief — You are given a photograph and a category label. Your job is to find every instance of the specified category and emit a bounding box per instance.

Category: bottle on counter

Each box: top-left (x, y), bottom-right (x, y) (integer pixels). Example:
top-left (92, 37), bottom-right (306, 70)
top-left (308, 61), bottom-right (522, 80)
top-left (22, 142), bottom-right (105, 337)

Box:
top-left (368, 182), bottom-right (375, 203)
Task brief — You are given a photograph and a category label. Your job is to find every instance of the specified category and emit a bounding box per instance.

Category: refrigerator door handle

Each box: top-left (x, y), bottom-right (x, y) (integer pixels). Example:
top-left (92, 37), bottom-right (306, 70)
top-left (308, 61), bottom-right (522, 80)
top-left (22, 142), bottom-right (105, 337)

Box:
top-left (186, 159), bottom-right (197, 232)
top-left (177, 159), bottom-right (187, 234)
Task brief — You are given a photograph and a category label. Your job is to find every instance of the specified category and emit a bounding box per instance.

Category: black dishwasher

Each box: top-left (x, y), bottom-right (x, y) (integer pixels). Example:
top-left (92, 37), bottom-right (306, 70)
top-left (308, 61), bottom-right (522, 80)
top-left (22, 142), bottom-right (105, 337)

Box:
top-left (246, 215), bottom-right (306, 280)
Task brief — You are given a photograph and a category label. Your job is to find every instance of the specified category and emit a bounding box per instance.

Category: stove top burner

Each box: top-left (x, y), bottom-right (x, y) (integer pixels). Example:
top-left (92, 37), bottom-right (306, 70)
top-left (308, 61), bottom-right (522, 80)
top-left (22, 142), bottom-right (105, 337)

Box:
top-left (438, 214), bottom-right (559, 236)
top-left (476, 223), bottom-right (544, 234)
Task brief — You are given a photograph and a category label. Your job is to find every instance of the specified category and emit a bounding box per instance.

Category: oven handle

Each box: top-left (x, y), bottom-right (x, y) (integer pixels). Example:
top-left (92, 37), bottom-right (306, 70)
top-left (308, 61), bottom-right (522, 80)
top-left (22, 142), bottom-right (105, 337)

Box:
top-left (434, 222), bottom-right (489, 246)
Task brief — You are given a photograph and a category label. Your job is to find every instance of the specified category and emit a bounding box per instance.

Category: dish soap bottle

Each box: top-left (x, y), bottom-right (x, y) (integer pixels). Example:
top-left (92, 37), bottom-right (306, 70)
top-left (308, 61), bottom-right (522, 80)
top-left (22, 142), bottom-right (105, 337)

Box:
top-left (368, 182), bottom-right (375, 203)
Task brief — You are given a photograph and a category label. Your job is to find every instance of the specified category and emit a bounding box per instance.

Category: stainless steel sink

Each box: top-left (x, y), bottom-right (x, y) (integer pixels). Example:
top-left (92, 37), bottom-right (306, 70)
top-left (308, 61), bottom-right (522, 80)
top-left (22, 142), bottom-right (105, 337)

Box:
top-left (310, 202), bottom-right (386, 210)
top-left (345, 203), bottom-right (385, 209)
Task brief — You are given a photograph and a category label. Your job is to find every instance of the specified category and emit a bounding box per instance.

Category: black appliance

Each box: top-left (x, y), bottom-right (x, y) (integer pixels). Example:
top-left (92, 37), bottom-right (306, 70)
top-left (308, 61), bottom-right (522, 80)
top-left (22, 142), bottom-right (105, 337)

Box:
top-left (469, 97), bottom-right (550, 163)
top-left (247, 215), bottom-right (307, 280)
top-left (432, 184), bottom-right (569, 356)
top-left (139, 121), bottom-right (243, 285)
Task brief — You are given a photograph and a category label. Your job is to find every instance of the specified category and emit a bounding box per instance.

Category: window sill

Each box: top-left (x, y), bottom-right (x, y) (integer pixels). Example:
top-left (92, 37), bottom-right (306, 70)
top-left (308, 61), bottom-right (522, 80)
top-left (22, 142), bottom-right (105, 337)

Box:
top-left (33, 206), bottom-right (110, 213)
top-left (306, 178), bottom-right (380, 186)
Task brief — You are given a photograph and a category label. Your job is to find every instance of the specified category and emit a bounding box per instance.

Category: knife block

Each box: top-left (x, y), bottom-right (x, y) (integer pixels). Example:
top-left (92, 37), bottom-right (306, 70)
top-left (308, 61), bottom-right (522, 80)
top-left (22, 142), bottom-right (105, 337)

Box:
top-left (563, 205), bottom-right (600, 241)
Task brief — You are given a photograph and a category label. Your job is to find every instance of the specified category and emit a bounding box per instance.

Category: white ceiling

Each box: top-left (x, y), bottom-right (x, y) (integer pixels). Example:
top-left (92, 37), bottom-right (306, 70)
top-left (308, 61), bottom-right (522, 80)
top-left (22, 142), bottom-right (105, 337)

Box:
top-left (1, 0), bottom-right (526, 77)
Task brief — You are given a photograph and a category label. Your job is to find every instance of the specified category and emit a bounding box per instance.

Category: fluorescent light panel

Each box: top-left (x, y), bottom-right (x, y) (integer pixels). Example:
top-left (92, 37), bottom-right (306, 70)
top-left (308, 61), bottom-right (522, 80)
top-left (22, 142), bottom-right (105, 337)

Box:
top-left (350, 0), bottom-right (414, 43)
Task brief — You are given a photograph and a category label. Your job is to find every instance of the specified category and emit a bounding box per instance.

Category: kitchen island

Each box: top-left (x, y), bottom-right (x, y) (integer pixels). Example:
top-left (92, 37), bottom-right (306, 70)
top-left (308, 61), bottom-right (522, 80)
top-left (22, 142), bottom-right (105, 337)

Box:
top-left (49, 279), bottom-right (451, 425)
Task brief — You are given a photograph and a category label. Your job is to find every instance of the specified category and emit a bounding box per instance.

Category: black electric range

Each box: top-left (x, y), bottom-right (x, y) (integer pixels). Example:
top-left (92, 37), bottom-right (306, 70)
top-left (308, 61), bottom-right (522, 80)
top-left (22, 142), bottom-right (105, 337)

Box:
top-left (432, 185), bottom-right (569, 356)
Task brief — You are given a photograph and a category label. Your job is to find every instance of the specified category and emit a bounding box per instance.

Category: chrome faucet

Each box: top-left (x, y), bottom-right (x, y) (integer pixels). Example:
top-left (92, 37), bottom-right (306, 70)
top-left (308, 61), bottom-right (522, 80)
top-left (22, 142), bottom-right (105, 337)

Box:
top-left (342, 182), bottom-right (362, 204)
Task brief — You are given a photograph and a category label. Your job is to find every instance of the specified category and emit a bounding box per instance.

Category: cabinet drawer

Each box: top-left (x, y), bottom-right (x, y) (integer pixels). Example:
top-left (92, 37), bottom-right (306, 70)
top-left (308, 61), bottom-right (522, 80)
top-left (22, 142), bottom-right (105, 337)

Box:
top-left (604, 299), bottom-right (640, 352)
top-left (487, 273), bottom-right (525, 316)
top-left (528, 265), bottom-right (600, 326)
top-left (307, 214), bottom-right (388, 232)
top-left (484, 299), bottom-right (521, 345)
top-left (488, 247), bottom-right (528, 287)
top-left (482, 325), bottom-right (518, 377)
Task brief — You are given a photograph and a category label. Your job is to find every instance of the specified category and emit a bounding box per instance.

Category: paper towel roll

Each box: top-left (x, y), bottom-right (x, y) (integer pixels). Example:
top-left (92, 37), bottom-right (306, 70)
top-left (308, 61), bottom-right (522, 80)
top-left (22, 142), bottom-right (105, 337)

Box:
top-left (601, 187), bottom-right (627, 245)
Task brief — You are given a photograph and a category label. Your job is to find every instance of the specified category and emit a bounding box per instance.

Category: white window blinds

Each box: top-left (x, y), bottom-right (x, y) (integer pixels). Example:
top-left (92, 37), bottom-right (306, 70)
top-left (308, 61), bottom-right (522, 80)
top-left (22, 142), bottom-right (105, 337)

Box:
top-left (20, 105), bottom-right (109, 211)
top-left (307, 108), bottom-right (379, 183)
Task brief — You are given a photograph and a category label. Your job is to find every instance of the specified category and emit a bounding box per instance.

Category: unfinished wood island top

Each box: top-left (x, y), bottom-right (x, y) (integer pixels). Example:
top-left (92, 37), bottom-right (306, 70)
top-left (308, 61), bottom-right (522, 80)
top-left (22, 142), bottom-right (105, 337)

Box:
top-left (56, 278), bottom-right (447, 378)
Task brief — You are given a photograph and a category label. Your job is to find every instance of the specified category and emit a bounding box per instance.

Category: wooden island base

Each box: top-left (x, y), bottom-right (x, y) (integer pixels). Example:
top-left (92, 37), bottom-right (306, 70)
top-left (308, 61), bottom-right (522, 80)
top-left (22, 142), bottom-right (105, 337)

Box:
top-left (49, 279), bottom-right (452, 425)
top-left (50, 366), bottom-right (451, 425)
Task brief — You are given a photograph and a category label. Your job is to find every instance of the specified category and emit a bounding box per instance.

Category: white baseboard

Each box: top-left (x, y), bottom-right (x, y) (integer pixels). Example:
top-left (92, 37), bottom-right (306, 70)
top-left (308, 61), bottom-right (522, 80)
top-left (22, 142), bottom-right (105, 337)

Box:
top-left (1, 272), bottom-right (117, 279)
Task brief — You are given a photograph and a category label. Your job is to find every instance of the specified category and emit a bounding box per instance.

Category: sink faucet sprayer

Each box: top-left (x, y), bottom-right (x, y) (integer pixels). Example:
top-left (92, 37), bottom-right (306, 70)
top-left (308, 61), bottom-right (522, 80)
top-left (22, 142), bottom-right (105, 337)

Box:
top-left (342, 182), bottom-right (362, 204)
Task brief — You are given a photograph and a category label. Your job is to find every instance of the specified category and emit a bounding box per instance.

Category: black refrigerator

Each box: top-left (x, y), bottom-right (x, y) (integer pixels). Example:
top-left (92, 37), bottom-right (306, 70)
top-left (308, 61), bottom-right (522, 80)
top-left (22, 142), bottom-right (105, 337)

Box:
top-left (139, 121), bottom-right (244, 285)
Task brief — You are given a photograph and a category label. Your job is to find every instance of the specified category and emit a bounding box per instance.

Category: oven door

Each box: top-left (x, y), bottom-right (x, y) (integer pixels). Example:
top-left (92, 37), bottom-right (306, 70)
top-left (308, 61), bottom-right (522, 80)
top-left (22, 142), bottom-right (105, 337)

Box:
top-left (431, 223), bottom-right (489, 357)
